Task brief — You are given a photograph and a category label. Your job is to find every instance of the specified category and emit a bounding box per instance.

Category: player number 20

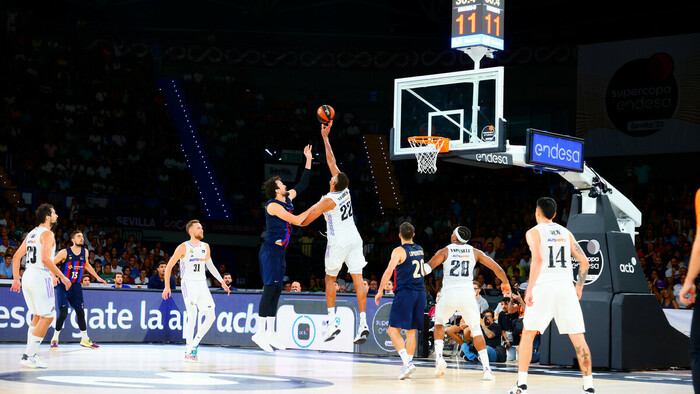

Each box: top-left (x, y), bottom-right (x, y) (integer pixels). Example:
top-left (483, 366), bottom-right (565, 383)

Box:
top-left (449, 260), bottom-right (470, 277)
top-left (412, 259), bottom-right (426, 278)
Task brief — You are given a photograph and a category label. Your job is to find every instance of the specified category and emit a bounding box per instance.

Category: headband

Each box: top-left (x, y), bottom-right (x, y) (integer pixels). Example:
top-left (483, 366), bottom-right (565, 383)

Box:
top-left (453, 227), bottom-right (468, 243)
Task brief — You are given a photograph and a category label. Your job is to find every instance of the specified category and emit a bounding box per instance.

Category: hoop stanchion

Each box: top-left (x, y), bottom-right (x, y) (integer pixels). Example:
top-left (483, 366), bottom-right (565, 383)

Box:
top-left (407, 136), bottom-right (449, 174)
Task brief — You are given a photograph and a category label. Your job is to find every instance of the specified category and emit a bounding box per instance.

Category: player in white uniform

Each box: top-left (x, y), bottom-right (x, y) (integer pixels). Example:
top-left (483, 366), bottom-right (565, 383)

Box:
top-left (10, 204), bottom-right (72, 368)
top-left (162, 220), bottom-right (230, 362)
top-left (508, 197), bottom-right (594, 394)
top-left (427, 226), bottom-right (511, 380)
top-left (300, 120), bottom-right (369, 343)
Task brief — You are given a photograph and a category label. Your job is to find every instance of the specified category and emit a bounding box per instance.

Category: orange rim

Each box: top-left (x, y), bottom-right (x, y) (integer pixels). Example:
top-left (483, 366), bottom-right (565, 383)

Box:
top-left (407, 136), bottom-right (450, 153)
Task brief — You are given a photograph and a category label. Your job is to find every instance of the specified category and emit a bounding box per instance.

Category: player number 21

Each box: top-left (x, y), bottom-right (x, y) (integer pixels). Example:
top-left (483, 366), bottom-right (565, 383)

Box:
top-left (412, 259), bottom-right (426, 278)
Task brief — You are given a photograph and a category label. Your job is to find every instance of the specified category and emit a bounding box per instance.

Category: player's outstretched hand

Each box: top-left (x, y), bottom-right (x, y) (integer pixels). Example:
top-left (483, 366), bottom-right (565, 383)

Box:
top-left (98, 278), bottom-right (108, 285)
top-left (321, 120), bottom-right (333, 138)
top-left (303, 144), bottom-right (312, 160)
top-left (500, 283), bottom-right (512, 297)
top-left (162, 287), bottom-right (171, 300)
top-left (679, 282), bottom-right (696, 305)
top-left (222, 283), bottom-right (231, 296)
top-left (10, 278), bottom-right (21, 293)
top-left (374, 290), bottom-right (383, 306)
top-left (61, 276), bottom-right (72, 290)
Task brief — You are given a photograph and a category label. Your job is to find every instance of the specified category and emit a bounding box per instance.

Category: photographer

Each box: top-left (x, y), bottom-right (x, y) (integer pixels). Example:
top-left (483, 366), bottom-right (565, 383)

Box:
top-left (461, 309), bottom-right (502, 362)
top-left (499, 291), bottom-right (525, 361)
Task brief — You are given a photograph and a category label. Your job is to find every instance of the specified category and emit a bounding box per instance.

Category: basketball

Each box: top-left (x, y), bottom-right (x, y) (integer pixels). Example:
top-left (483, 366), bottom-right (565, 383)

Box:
top-left (316, 105), bottom-right (335, 124)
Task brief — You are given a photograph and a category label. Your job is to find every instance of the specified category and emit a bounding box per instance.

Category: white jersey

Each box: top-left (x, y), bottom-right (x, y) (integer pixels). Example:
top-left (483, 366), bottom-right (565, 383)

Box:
top-left (25, 227), bottom-right (55, 273)
top-left (179, 241), bottom-right (208, 282)
top-left (533, 222), bottom-right (573, 284)
top-left (441, 243), bottom-right (477, 291)
top-left (323, 188), bottom-right (362, 247)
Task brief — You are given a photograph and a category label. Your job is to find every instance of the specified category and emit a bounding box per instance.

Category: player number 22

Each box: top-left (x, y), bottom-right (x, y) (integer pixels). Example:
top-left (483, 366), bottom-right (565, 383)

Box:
top-left (340, 204), bottom-right (353, 221)
top-left (412, 259), bottom-right (426, 278)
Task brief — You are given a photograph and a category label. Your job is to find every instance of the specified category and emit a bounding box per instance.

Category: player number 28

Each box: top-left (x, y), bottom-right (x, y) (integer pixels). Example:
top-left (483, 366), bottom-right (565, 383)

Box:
top-left (449, 260), bottom-right (470, 277)
top-left (412, 259), bottom-right (426, 278)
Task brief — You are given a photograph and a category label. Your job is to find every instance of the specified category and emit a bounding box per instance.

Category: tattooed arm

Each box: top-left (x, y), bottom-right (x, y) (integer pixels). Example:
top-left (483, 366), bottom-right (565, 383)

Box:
top-left (570, 232), bottom-right (589, 299)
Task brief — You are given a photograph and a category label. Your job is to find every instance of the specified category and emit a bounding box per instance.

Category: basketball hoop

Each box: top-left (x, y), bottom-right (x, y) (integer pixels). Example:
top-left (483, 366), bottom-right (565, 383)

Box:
top-left (407, 136), bottom-right (449, 174)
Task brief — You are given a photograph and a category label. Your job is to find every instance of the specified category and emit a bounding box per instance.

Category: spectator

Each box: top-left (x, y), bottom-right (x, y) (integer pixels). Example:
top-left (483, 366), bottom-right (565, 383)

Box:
top-left (665, 258), bottom-right (684, 286)
top-left (284, 282), bottom-right (292, 292)
top-left (483, 242), bottom-right (496, 259)
top-left (659, 288), bottom-right (679, 309)
top-left (494, 297), bottom-right (510, 320)
top-left (461, 310), bottom-right (502, 362)
top-left (0, 254), bottom-right (12, 278)
top-left (291, 281), bottom-right (301, 292)
top-left (384, 280), bottom-right (394, 295)
top-left (368, 279), bottom-right (378, 295)
top-left (221, 272), bottom-right (237, 291)
top-left (473, 281), bottom-right (489, 312)
top-left (81, 276), bottom-right (91, 287)
top-left (148, 262), bottom-right (176, 290)
top-left (674, 273), bottom-right (693, 308)
top-left (499, 294), bottom-right (525, 361)
top-left (122, 267), bottom-right (135, 285)
top-left (112, 273), bottom-right (131, 289)
top-left (134, 270), bottom-right (149, 286)
top-left (99, 264), bottom-right (115, 283)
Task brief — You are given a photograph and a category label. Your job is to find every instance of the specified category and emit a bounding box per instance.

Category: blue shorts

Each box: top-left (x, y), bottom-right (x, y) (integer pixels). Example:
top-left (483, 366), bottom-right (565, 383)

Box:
top-left (55, 282), bottom-right (84, 311)
top-left (259, 242), bottom-right (286, 287)
top-left (389, 289), bottom-right (427, 330)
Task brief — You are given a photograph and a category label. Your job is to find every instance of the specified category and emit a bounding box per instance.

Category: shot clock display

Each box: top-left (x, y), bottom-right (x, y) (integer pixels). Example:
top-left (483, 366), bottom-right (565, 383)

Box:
top-left (451, 0), bottom-right (505, 51)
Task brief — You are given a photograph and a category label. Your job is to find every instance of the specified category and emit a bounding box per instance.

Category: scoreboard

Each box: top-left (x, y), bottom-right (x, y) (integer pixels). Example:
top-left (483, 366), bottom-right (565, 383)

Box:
top-left (451, 0), bottom-right (504, 51)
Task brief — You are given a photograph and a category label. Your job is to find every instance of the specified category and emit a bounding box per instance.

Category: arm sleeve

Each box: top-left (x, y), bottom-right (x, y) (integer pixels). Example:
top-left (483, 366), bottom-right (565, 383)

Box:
top-left (293, 168), bottom-right (311, 196)
top-left (205, 258), bottom-right (224, 284)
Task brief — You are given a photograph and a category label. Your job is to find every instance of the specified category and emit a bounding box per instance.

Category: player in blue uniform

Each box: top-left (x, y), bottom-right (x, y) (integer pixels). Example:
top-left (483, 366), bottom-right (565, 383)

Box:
top-left (375, 222), bottom-right (428, 380)
top-left (50, 231), bottom-right (106, 350)
top-left (252, 145), bottom-right (315, 352)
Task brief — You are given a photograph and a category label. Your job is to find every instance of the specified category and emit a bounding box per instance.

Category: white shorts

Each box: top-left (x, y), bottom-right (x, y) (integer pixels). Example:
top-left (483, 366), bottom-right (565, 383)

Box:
top-left (523, 281), bottom-right (585, 334)
top-left (181, 280), bottom-right (215, 310)
top-left (434, 287), bottom-right (483, 337)
top-left (22, 269), bottom-right (55, 317)
top-left (325, 238), bottom-right (367, 277)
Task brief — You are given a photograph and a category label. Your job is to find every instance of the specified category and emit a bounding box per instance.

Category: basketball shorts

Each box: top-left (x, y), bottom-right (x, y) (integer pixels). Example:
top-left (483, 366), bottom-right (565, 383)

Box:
top-left (523, 281), bottom-right (585, 334)
top-left (55, 281), bottom-right (84, 311)
top-left (325, 238), bottom-right (367, 277)
top-left (181, 280), bottom-right (215, 310)
top-left (434, 287), bottom-right (483, 337)
top-left (389, 289), bottom-right (427, 330)
top-left (22, 269), bottom-right (55, 317)
top-left (259, 242), bottom-right (286, 287)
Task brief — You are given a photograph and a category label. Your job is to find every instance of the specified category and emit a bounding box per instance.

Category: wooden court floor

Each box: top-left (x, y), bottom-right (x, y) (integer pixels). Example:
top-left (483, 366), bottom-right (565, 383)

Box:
top-left (0, 343), bottom-right (692, 393)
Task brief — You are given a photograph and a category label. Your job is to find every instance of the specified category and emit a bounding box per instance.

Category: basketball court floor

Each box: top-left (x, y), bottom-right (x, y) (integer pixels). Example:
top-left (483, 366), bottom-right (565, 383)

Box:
top-left (0, 343), bottom-right (692, 393)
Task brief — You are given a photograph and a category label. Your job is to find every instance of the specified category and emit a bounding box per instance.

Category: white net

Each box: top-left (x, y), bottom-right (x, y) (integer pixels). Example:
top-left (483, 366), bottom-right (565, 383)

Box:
top-left (407, 137), bottom-right (447, 174)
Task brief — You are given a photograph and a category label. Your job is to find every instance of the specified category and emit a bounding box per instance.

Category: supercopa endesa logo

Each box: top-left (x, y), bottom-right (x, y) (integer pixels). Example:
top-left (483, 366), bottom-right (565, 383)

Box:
top-left (572, 239), bottom-right (604, 286)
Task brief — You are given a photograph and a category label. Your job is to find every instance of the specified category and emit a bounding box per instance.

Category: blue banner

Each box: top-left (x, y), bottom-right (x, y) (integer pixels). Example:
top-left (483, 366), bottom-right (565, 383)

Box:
top-left (0, 285), bottom-right (397, 355)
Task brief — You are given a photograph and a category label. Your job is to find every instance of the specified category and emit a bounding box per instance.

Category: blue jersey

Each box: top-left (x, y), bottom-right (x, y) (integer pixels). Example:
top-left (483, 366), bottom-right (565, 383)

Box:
top-left (264, 198), bottom-right (293, 247)
top-left (394, 243), bottom-right (426, 292)
top-left (58, 247), bottom-right (87, 284)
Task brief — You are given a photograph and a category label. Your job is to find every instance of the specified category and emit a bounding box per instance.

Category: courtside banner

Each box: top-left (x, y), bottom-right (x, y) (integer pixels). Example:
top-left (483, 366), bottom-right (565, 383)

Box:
top-left (0, 285), bottom-right (398, 355)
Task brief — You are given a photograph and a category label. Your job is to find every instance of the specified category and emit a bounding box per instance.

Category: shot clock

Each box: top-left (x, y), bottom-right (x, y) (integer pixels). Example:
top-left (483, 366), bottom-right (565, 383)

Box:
top-left (451, 0), bottom-right (505, 51)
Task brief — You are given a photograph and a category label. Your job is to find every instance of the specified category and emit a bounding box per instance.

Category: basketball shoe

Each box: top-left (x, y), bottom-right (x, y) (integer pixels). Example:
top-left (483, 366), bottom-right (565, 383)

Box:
top-left (80, 338), bottom-right (99, 349)
top-left (482, 367), bottom-right (496, 381)
top-left (252, 331), bottom-right (274, 353)
top-left (353, 322), bottom-right (369, 344)
top-left (435, 356), bottom-right (447, 377)
top-left (582, 387), bottom-right (595, 393)
top-left (268, 332), bottom-right (286, 350)
top-left (324, 320), bottom-right (340, 342)
top-left (507, 383), bottom-right (527, 394)
top-left (398, 362), bottom-right (416, 380)
top-left (50, 339), bottom-right (58, 351)
top-left (20, 354), bottom-right (47, 369)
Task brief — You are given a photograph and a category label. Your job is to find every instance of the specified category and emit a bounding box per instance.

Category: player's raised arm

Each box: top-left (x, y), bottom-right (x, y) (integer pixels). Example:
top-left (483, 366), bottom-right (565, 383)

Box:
top-left (41, 231), bottom-right (71, 290)
top-left (162, 243), bottom-right (186, 299)
top-left (83, 250), bottom-right (107, 285)
top-left (299, 197), bottom-right (335, 226)
top-left (523, 228), bottom-right (543, 306)
top-left (475, 248), bottom-right (511, 295)
top-left (321, 121), bottom-right (340, 176)
top-left (289, 145), bottom-right (313, 201)
top-left (10, 237), bottom-right (28, 292)
top-left (376, 246), bottom-right (407, 305)
top-left (427, 247), bottom-right (448, 269)
top-left (204, 243), bottom-right (229, 295)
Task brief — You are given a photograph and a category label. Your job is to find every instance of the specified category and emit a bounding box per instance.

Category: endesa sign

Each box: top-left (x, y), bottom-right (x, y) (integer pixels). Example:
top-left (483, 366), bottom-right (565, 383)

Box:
top-left (526, 129), bottom-right (584, 172)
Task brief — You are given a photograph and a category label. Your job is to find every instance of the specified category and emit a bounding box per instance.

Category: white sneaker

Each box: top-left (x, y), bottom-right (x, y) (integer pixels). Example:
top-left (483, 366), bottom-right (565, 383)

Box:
top-left (353, 322), bottom-right (369, 344)
top-left (398, 363), bottom-right (416, 380)
top-left (507, 383), bottom-right (527, 394)
top-left (251, 331), bottom-right (274, 353)
top-left (582, 387), bottom-right (595, 393)
top-left (482, 368), bottom-right (496, 380)
top-left (20, 355), bottom-right (47, 369)
top-left (324, 321), bottom-right (341, 342)
top-left (267, 332), bottom-right (286, 350)
top-left (435, 356), bottom-right (447, 377)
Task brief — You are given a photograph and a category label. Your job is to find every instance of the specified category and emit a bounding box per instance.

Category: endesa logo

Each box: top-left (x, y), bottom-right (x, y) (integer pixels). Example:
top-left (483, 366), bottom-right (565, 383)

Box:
top-left (619, 257), bottom-right (637, 273)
